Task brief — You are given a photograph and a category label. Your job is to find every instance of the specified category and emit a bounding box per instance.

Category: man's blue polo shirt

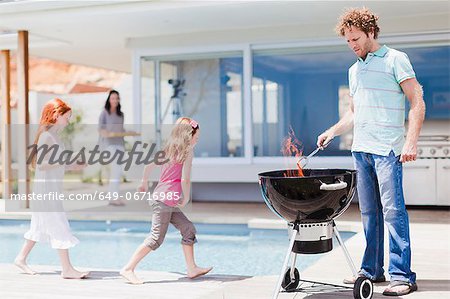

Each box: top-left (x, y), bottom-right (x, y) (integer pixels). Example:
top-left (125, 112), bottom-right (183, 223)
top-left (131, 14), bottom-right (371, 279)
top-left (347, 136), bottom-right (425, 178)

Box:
top-left (349, 45), bottom-right (416, 156)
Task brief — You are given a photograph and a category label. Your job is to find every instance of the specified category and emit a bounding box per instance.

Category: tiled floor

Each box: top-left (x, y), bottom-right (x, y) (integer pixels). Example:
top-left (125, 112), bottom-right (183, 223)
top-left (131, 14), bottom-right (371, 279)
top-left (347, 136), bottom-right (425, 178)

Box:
top-left (1, 199), bottom-right (449, 298)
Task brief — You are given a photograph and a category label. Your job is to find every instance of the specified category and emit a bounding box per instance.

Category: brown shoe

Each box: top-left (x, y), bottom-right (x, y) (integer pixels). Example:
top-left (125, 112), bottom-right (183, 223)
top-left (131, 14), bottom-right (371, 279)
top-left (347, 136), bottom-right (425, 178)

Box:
top-left (343, 274), bottom-right (386, 284)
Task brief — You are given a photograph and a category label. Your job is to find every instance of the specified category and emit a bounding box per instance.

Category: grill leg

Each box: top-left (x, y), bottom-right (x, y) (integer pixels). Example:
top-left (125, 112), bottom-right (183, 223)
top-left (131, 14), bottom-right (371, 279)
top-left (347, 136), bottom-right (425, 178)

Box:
top-left (289, 252), bottom-right (297, 280)
top-left (333, 221), bottom-right (358, 277)
top-left (273, 224), bottom-right (298, 299)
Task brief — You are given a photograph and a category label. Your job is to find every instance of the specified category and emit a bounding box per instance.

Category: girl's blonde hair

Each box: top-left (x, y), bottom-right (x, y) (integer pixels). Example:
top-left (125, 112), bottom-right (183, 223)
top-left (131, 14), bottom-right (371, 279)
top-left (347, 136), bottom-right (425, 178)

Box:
top-left (163, 117), bottom-right (199, 164)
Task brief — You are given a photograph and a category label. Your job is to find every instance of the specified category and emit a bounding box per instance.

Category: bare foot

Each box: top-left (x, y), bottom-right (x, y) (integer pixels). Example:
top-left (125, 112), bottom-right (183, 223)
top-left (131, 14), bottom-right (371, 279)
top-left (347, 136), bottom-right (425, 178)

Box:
top-left (14, 258), bottom-right (36, 275)
top-left (61, 269), bottom-right (90, 279)
top-left (187, 266), bottom-right (213, 279)
top-left (120, 269), bottom-right (144, 285)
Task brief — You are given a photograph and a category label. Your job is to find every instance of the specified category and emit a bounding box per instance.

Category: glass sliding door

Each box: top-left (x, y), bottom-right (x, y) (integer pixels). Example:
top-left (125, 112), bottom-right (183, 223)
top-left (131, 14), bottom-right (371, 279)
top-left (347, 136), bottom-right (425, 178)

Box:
top-left (137, 42), bottom-right (449, 161)
top-left (144, 52), bottom-right (244, 158)
top-left (399, 45), bottom-right (450, 119)
top-left (252, 48), bottom-right (355, 156)
top-left (252, 77), bottom-right (283, 156)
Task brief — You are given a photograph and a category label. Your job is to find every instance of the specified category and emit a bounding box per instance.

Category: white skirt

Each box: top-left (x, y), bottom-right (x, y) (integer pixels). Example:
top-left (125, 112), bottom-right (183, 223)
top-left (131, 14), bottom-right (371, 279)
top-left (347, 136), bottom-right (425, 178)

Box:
top-left (24, 212), bottom-right (79, 249)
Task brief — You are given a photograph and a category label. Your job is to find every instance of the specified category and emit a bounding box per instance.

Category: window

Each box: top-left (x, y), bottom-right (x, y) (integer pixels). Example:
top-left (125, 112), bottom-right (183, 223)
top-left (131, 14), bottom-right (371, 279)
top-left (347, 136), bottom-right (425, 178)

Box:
top-left (138, 43), bottom-right (450, 159)
top-left (401, 46), bottom-right (450, 119)
top-left (142, 52), bottom-right (244, 157)
top-left (252, 48), bottom-right (356, 156)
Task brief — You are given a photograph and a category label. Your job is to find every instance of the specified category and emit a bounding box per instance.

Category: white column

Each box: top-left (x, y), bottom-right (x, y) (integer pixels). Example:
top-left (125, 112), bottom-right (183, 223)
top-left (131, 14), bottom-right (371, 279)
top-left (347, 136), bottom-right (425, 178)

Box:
top-left (243, 44), bottom-right (253, 163)
top-left (131, 50), bottom-right (142, 133)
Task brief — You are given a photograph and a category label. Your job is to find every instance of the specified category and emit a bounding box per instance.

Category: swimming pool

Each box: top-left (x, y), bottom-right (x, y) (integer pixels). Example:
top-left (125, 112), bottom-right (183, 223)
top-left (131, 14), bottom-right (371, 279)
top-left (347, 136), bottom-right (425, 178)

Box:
top-left (0, 219), bottom-right (355, 276)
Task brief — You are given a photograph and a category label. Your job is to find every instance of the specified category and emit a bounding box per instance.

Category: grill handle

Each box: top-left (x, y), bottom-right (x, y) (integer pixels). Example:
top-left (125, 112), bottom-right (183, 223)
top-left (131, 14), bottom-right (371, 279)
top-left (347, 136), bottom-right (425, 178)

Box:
top-left (320, 180), bottom-right (348, 191)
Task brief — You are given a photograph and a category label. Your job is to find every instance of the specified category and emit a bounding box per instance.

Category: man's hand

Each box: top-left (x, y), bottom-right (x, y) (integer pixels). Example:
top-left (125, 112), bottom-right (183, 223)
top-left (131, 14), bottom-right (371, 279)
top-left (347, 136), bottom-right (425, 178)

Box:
top-left (400, 142), bottom-right (418, 163)
top-left (317, 130), bottom-right (335, 148)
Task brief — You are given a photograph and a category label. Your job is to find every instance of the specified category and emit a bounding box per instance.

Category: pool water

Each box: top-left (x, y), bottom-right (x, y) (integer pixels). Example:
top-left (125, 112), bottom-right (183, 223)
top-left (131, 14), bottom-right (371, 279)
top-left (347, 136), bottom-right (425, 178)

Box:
top-left (0, 219), bottom-right (355, 276)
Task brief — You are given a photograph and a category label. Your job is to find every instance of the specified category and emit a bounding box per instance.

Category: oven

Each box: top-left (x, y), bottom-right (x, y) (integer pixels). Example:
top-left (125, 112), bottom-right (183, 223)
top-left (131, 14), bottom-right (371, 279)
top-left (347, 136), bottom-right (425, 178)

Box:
top-left (403, 135), bottom-right (450, 206)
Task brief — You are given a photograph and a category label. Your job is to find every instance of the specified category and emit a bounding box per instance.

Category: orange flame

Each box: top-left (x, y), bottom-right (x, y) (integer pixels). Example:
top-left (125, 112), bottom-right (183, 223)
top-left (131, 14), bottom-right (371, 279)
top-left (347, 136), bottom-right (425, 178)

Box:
top-left (281, 127), bottom-right (304, 177)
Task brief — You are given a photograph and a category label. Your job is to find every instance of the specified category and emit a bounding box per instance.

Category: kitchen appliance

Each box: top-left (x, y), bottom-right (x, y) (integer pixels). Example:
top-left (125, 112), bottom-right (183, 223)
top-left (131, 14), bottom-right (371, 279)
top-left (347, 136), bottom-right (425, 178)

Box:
top-left (404, 135), bottom-right (450, 206)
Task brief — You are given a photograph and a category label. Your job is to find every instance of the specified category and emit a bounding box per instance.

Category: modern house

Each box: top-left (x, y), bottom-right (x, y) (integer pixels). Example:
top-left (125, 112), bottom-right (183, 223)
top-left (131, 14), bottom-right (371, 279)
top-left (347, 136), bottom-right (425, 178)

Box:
top-left (1, 1), bottom-right (449, 204)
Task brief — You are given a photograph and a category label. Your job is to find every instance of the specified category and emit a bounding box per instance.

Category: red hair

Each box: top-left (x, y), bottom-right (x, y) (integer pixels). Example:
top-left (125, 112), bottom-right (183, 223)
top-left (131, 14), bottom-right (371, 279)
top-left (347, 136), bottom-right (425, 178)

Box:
top-left (31, 98), bottom-right (72, 168)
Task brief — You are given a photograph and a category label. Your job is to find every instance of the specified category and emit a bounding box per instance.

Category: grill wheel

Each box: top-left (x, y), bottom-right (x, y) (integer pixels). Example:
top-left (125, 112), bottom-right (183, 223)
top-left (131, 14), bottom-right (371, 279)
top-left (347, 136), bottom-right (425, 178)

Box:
top-left (281, 267), bottom-right (300, 291)
top-left (353, 276), bottom-right (374, 299)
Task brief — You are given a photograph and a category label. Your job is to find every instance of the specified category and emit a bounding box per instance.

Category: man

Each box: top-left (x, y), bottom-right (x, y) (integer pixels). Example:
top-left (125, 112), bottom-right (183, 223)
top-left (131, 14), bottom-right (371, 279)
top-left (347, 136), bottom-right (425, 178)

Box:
top-left (317, 7), bottom-right (425, 296)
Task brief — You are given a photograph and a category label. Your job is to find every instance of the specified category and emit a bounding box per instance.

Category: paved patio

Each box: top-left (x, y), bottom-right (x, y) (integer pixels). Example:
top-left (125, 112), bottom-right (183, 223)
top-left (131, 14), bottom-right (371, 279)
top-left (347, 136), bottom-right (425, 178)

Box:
top-left (1, 197), bottom-right (449, 298)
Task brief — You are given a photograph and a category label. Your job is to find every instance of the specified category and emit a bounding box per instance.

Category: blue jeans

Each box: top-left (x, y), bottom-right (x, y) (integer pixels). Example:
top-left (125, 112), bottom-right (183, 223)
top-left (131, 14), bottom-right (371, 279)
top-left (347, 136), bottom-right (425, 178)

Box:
top-left (353, 151), bottom-right (416, 284)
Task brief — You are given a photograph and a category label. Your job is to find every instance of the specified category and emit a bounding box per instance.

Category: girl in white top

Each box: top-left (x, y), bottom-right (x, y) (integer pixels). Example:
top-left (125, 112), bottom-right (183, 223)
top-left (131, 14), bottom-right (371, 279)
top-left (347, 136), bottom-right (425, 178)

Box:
top-left (15, 98), bottom-right (89, 279)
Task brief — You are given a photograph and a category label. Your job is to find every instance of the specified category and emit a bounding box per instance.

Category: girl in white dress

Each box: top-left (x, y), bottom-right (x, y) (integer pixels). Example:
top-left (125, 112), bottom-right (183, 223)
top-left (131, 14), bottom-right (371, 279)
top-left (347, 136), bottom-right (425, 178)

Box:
top-left (14, 98), bottom-right (89, 279)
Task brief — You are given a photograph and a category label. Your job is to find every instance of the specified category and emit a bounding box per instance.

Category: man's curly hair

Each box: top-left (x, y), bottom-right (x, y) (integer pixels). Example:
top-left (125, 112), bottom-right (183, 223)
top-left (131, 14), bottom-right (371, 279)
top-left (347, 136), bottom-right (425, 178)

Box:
top-left (336, 7), bottom-right (380, 39)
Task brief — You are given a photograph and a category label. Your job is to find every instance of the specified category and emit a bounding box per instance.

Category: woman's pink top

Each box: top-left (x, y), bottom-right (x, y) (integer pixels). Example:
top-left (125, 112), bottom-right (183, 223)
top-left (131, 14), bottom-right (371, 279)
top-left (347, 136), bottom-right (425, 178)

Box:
top-left (153, 161), bottom-right (183, 207)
